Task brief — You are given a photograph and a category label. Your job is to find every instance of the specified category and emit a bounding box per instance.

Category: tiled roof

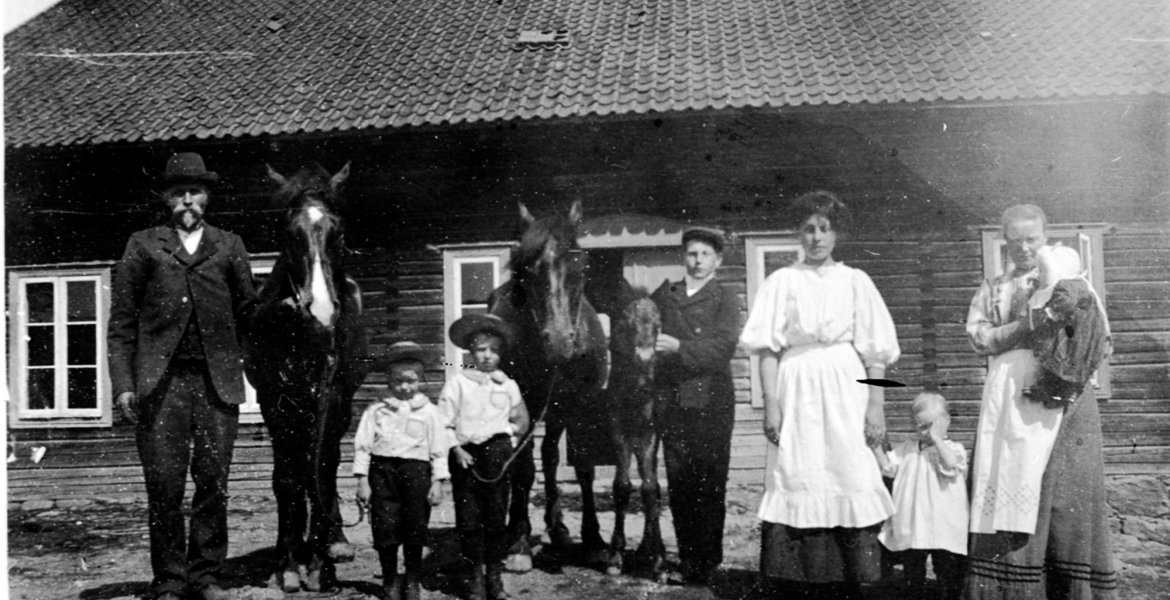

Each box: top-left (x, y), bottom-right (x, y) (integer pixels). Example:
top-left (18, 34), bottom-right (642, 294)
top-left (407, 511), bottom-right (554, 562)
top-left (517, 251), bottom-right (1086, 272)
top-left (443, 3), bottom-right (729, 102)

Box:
top-left (5, 0), bottom-right (1168, 148)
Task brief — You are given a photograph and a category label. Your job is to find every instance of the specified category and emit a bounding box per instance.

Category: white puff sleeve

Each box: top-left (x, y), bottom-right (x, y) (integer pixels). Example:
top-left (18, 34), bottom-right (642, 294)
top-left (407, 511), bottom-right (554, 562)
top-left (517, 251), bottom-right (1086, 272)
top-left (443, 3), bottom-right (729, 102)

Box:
top-left (739, 270), bottom-right (790, 354)
top-left (851, 268), bottom-right (901, 369)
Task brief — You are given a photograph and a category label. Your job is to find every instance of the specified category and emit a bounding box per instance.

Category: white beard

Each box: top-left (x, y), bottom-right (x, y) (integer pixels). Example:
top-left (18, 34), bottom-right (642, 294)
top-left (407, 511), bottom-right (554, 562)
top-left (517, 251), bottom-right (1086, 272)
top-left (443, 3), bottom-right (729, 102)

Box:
top-left (174, 209), bottom-right (203, 232)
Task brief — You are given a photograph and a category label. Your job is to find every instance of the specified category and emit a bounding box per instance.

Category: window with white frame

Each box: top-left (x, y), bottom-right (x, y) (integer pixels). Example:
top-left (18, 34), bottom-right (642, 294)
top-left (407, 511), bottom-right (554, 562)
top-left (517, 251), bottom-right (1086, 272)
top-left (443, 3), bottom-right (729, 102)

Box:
top-left (742, 234), bottom-right (804, 408)
top-left (441, 244), bottom-right (513, 379)
top-left (980, 223), bottom-right (1111, 398)
top-left (8, 266), bottom-right (114, 427)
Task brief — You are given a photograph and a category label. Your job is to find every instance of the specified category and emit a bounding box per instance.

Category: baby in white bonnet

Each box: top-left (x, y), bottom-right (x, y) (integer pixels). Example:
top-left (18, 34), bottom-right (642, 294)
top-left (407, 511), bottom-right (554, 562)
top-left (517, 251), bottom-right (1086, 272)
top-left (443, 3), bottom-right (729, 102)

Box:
top-left (1029, 244), bottom-right (1084, 315)
top-left (1025, 245), bottom-right (1111, 407)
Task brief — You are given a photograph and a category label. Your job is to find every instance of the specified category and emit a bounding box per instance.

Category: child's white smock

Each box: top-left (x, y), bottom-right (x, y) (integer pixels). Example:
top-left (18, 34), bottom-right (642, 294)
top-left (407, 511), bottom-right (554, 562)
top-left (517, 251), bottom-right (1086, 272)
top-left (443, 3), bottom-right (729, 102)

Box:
top-left (740, 261), bottom-right (900, 528)
top-left (878, 439), bottom-right (970, 555)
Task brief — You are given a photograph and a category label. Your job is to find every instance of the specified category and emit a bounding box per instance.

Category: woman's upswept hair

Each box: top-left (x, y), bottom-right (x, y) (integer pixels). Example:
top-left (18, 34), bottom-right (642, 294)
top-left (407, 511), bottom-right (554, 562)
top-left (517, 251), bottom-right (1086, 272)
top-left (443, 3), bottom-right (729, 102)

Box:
top-left (790, 190), bottom-right (852, 233)
top-left (911, 392), bottom-right (949, 417)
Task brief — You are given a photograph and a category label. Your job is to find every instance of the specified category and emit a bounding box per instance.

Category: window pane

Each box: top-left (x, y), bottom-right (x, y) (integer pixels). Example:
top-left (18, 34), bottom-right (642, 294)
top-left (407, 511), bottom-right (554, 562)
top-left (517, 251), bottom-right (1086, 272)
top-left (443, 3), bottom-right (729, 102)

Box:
top-left (68, 368), bottom-right (98, 410)
top-left (27, 325), bottom-right (55, 366)
top-left (26, 282), bottom-right (55, 323)
top-left (67, 324), bottom-right (97, 366)
top-left (764, 250), bottom-right (800, 278)
top-left (67, 280), bottom-right (97, 321)
top-left (27, 369), bottom-right (55, 410)
top-left (460, 262), bottom-right (495, 304)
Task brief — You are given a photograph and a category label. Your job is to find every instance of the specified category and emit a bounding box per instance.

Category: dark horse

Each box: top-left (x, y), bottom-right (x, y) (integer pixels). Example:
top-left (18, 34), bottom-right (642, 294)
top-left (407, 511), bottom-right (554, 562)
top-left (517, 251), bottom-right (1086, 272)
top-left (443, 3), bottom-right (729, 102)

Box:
top-left (604, 288), bottom-right (668, 580)
top-left (488, 200), bottom-right (611, 569)
top-left (244, 163), bottom-right (369, 592)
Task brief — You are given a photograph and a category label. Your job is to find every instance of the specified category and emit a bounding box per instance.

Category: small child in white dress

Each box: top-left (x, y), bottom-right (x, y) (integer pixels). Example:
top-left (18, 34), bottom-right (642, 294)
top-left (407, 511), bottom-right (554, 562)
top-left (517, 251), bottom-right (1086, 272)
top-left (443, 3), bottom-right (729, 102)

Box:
top-left (872, 393), bottom-right (968, 600)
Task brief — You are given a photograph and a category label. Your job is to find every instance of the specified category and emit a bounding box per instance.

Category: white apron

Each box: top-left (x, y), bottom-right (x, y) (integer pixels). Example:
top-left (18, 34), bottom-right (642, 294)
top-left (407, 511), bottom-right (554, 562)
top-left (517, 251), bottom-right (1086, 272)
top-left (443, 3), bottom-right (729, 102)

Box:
top-left (969, 349), bottom-right (1064, 534)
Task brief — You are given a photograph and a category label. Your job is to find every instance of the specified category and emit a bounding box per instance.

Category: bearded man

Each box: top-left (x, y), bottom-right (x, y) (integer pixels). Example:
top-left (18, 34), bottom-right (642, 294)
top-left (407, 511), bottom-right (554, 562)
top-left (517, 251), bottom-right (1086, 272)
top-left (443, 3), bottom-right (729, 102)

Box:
top-left (108, 152), bottom-right (259, 600)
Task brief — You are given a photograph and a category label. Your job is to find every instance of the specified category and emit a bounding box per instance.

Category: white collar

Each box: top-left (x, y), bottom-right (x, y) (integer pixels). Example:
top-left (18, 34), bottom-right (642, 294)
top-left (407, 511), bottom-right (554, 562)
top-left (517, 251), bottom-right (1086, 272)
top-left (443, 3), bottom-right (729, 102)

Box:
top-left (176, 226), bottom-right (204, 254)
top-left (684, 273), bottom-right (713, 296)
top-left (462, 368), bottom-right (509, 385)
top-left (379, 393), bottom-right (431, 411)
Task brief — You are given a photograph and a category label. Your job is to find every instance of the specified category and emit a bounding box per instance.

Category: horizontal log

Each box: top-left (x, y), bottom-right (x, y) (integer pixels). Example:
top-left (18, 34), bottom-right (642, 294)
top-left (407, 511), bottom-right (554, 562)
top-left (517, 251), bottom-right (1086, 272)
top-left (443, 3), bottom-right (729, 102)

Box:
top-left (1104, 266), bottom-right (1170, 283)
top-left (1104, 234), bottom-right (1170, 251)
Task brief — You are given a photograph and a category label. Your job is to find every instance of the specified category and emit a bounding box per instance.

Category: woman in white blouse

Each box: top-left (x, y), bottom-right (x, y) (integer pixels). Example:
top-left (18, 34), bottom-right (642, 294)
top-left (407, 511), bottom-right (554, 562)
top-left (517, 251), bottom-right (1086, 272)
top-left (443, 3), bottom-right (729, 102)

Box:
top-left (739, 191), bottom-right (900, 598)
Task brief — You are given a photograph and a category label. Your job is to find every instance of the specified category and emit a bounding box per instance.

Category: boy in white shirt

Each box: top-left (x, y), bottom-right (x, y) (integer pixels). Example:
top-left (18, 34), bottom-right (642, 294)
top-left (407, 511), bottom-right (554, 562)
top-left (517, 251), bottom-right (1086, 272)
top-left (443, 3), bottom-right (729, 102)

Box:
top-left (354, 341), bottom-right (450, 600)
top-left (440, 314), bottom-right (530, 600)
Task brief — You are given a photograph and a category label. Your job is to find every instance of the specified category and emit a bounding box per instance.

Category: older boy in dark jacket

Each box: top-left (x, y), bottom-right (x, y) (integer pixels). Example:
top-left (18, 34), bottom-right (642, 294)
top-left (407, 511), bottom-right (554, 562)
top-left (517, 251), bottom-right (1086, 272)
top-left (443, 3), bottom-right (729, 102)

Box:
top-left (651, 228), bottom-right (740, 585)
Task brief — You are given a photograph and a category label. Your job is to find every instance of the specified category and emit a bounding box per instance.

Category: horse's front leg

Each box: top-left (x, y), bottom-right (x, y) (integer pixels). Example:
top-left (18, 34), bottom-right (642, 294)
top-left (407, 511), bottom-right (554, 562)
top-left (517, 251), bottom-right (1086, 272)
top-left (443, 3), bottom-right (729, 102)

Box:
top-left (259, 391), bottom-right (312, 592)
top-left (541, 423), bottom-right (573, 550)
top-left (635, 427), bottom-right (667, 581)
top-left (321, 390), bottom-right (355, 563)
top-left (504, 439), bottom-right (536, 572)
top-left (304, 389), bottom-right (353, 593)
top-left (576, 463), bottom-right (607, 565)
top-left (607, 422), bottom-right (633, 576)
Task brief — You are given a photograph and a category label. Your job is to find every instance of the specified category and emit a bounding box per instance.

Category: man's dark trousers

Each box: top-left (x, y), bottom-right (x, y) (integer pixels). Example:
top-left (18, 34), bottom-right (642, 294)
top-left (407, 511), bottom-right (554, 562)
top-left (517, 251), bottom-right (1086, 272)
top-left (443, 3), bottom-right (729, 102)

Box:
top-left (662, 402), bottom-right (735, 573)
top-left (136, 359), bottom-right (238, 595)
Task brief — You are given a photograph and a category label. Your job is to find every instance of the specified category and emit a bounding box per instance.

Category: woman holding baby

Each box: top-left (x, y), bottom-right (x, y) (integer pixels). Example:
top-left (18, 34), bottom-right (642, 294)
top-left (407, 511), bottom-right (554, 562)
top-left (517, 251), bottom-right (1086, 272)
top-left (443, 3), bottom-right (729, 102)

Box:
top-left (964, 204), bottom-right (1117, 600)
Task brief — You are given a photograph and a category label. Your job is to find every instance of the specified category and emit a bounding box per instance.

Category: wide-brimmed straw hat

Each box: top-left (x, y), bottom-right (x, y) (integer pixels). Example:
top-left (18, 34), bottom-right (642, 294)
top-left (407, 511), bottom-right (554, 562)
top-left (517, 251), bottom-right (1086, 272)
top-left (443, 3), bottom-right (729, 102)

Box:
top-left (375, 341), bottom-right (428, 372)
top-left (162, 152), bottom-right (220, 186)
top-left (448, 313), bottom-right (516, 350)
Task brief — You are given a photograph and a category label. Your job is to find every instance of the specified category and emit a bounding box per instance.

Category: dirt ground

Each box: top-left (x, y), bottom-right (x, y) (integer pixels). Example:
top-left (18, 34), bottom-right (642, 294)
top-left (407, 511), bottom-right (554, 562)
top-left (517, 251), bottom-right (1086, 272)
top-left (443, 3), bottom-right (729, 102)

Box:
top-left (8, 483), bottom-right (1170, 600)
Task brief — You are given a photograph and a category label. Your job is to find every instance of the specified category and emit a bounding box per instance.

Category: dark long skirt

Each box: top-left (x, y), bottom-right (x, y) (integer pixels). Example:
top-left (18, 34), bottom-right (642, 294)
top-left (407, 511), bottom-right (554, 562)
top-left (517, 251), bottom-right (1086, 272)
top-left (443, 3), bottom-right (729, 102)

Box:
top-left (966, 388), bottom-right (1118, 600)
top-left (760, 521), bottom-right (883, 584)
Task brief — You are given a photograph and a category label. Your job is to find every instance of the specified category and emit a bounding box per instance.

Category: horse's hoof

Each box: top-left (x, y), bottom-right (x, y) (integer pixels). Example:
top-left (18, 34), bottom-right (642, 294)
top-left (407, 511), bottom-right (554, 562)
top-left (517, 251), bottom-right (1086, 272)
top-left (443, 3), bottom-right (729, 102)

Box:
top-left (304, 567), bottom-right (337, 593)
top-left (605, 550), bottom-right (624, 577)
top-left (327, 541), bottom-right (356, 563)
top-left (548, 524), bottom-right (573, 549)
top-left (279, 569), bottom-right (302, 593)
top-left (586, 546), bottom-right (610, 567)
top-left (504, 552), bottom-right (532, 573)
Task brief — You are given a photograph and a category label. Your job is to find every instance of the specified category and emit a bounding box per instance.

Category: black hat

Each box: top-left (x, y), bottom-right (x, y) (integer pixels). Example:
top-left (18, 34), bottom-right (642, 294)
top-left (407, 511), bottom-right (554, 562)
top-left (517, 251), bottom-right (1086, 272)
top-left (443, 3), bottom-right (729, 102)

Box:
top-left (162, 152), bottom-right (220, 186)
top-left (376, 341), bottom-right (427, 372)
top-left (682, 227), bottom-right (725, 253)
top-left (448, 314), bottom-right (516, 350)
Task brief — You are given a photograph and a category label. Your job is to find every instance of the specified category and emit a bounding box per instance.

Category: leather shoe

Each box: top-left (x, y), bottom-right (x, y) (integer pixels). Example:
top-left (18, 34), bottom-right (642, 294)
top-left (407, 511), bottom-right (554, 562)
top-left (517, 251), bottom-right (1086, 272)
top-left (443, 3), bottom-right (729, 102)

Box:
top-left (193, 583), bottom-right (231, 600)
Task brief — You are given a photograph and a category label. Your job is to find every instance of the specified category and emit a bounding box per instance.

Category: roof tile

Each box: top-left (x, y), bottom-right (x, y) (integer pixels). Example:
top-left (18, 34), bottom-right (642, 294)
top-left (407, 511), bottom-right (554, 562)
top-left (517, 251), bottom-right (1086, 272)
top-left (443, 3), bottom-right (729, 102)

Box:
top-left (5, 0), bottom-right (1167, 147)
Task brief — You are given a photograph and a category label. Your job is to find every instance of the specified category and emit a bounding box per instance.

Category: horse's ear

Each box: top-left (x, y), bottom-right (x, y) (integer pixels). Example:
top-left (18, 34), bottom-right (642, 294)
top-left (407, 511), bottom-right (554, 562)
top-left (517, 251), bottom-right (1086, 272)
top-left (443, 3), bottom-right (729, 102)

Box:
top-left (519, 203), bottom-right (536, 224)
top-left (266, 163), bottom-right (288, 186)
top-left (569, 200), bottom-right (584, 226)
top-left (331, 162), bottom-right (351, 191)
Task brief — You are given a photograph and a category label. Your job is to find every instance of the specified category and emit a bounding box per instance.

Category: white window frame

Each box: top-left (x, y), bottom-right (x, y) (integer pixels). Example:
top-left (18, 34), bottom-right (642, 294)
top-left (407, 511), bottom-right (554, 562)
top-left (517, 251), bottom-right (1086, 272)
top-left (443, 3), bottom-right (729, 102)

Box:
top-left (979, 223), bottom-right (1111, 398)
top-left (741, 233), bottom-right (804, 408)
top-left (8, 265), bottom-right (114, 428)
top-left (239, 255), bottom-right (278, 423)
top-left (440, 244), bottom-right (513, 379)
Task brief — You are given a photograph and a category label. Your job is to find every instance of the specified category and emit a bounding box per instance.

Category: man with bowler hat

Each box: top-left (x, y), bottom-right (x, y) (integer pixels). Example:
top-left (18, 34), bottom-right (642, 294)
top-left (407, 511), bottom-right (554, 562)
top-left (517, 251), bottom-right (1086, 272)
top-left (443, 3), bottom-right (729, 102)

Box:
top-left (651, 228), bottom-right (740, 585)
top-left (108, 152), bottom-right (259, 600)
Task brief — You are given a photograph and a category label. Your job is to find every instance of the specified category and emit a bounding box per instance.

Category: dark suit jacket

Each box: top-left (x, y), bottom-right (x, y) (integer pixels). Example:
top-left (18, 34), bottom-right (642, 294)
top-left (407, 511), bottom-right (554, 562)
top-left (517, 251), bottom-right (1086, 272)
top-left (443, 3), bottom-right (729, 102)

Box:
top-left (651, 276), bottom-right (739, 410)
top-left (108, 224), bottom-right (258, 405)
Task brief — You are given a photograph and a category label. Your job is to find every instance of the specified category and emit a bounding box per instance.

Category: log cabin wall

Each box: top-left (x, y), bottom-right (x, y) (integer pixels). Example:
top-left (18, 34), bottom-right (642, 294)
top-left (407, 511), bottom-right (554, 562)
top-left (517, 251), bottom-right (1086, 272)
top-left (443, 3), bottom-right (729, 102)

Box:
top-left (7, 100), bottom-right (1168, 502)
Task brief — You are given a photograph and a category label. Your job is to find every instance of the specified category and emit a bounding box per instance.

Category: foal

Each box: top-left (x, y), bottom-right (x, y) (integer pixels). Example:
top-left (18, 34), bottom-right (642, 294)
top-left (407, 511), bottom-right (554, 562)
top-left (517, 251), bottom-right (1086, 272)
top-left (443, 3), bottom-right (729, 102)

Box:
top-left (605, 290), bottom-right (668, 580)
